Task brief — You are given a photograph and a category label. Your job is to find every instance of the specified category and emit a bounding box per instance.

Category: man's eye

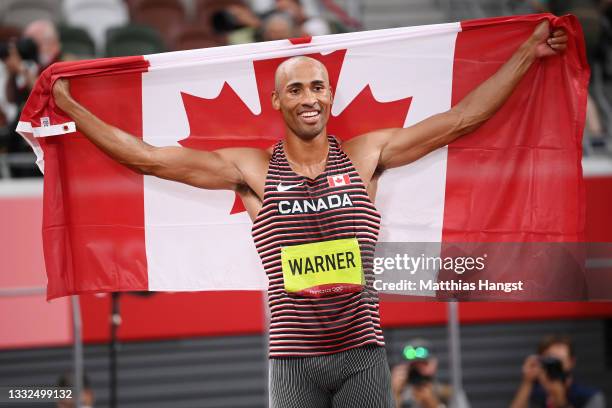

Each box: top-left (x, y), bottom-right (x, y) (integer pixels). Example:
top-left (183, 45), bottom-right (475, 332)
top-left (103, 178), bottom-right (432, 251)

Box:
top-left (289, 89), bottom-right (299, 95)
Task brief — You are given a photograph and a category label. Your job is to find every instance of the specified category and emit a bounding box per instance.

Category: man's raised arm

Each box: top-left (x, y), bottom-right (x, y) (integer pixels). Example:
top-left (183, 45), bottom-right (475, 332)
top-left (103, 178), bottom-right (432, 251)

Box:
top-left (345, 20), bottom-right (567, 177)
top-left (52, 79), bottom-right (266, 192)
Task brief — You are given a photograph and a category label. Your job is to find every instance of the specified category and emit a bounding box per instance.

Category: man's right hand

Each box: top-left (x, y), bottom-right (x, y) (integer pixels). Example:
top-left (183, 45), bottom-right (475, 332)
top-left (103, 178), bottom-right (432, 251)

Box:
top-left (52, 78), bottom-right (72, 111)
top-left (391, 364), bottom-right (408, 394)
top-left (522, 355), bottom-right (542, 383)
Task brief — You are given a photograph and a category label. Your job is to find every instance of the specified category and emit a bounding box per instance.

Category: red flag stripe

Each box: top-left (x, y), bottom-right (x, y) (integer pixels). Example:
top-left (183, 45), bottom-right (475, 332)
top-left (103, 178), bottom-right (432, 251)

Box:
top-left (443, 14), bottom-right (588, 242)
top-left (38, 72), bottom-right (149, 299)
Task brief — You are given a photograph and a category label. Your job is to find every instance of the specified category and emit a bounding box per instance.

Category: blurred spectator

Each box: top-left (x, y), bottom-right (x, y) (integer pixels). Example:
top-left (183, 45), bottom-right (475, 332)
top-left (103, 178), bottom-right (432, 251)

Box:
top-left (273, 0), bottom-right (331, 36)
top-left (0, 64), bottom-right (15, 149)
top-left (212, 3), bottom-right (262, 45)
top-left (56, 371), bottom-right (95, 408)
top-left (5, 20), bottom-right (62, 106)
top-left (391, 339), bottom-right (454, 408)
top-left (4, 38), bottom-right (39, 113)
top-left (23, 20), bottom-right (62, 69)
top-left (275, 0), bottom-right (307, 27)
top-left (510, 334), bottom-right (605, 408)
top-left (215, 0), bottom-right (331, 44)
top-left (302, 17), bottom-right (331, 37)
top-left (1, 20), bottom-right (61, 175)
top-left (259, 11), bottom-right (296, 41)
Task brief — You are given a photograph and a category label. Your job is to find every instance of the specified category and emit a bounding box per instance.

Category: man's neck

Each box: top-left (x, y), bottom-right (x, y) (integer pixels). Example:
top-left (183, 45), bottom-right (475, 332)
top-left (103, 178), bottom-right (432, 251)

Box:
top-left (283, 131), bottom-right (329, 179)
top-left (284, 131), bottom-right (329, 166)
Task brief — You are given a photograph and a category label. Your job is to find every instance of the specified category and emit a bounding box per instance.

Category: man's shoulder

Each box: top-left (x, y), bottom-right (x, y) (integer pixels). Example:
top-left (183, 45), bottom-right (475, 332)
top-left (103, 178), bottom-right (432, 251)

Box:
top-left (339, 130), bottom-right (389, 154)
top-left (568, 382), bottom-right (605, 407)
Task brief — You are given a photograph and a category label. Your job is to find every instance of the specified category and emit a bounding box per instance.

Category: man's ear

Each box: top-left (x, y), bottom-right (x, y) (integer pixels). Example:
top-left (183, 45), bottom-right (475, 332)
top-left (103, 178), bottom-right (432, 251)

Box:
top-left (272, 91), bottom-right (280, 111)
top-left (329, 87), bottom-right (334, 105)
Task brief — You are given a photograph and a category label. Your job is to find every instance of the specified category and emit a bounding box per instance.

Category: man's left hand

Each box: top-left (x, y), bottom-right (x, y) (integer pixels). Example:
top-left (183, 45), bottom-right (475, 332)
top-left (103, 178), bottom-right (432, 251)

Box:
top-left (529, 20), bottom-right (568, 58)
top-left (5, 42), bottom-right (24, 75)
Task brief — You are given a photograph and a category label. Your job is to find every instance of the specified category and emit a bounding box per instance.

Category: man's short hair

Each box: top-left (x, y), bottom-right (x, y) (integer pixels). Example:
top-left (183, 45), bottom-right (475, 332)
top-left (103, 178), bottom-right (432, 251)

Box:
top-left (537, 334), bottom-right (576, 358)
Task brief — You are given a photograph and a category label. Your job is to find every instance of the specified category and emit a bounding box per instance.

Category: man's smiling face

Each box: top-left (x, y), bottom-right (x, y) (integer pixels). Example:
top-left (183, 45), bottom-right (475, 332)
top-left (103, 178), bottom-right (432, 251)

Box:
top-left (272, 56), bottom-right (333, 140)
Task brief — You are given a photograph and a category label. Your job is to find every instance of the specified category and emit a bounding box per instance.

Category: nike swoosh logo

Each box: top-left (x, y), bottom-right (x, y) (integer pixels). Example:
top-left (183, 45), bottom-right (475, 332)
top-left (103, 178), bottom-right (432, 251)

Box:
top-left (277, 183), bottom-right (304, 192)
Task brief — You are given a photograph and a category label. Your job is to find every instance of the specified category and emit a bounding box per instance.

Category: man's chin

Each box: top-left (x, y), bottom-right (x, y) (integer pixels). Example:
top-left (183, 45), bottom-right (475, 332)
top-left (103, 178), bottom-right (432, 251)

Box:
top-left (294, 124), bottom-right (325, 140)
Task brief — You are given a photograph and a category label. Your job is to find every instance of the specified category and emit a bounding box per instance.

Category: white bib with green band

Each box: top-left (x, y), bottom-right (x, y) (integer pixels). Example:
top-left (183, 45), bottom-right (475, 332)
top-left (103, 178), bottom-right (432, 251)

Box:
top-left (281, 237), bottom-right (364, 297)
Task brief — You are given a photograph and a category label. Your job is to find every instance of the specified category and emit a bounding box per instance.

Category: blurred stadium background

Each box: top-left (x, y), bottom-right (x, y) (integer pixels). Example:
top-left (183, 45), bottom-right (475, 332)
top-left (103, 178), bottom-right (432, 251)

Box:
top-left (1, 0), bottom-right (611, 407)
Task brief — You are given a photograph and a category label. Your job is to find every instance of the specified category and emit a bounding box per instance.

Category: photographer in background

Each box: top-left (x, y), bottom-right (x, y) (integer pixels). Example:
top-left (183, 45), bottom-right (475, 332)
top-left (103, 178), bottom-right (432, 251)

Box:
top-left (510, 335), bottom-right (605, 408)
top-left (1, 19), bottom-right (61, 175)
top-left (0, 35), bottom-right (38, 152)
top-left (2, 38), bottom-right (38, 108)
top-left (4, 20), bottom-right (61, 109)
top-left (391, 339), bottom-right (454, 408)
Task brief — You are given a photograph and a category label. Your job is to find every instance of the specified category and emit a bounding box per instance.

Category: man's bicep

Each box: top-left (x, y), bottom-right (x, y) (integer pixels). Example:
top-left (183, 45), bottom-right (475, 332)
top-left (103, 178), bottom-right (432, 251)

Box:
top-left (217, 148), bottom-right (270, 198)
top-left (378, 110), bottom-right (462, 169)
top-left (148, 146), bottom-right (245, 190)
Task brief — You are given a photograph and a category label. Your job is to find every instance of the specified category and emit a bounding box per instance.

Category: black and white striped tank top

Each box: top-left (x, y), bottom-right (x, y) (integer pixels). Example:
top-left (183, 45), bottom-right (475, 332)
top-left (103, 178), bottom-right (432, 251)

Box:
top-left (252, 135), bottom-right (385, 358)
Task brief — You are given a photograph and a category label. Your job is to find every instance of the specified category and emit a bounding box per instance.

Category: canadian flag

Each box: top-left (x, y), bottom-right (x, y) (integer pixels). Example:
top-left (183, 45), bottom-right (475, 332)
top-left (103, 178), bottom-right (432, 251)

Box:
top-left (17, 14), bottom-right (587, 299)
top-left (327, 174), bottom-right (351, 187)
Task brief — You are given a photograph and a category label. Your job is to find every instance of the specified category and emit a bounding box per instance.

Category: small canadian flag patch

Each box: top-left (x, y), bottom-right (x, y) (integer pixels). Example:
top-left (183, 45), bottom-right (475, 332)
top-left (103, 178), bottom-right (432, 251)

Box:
top-left (327, 174), bottom-right (351, 187)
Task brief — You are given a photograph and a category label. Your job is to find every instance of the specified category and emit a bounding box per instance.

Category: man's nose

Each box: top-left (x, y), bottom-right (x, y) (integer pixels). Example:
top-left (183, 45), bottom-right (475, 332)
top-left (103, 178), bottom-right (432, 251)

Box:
top-left (301, 89), bottom-right (317, 105)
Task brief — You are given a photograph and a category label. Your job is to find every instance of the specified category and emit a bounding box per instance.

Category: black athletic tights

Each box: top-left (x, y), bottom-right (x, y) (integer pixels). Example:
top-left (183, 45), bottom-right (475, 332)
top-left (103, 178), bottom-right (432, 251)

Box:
top-left (269, 345), bottom-right (395, 408)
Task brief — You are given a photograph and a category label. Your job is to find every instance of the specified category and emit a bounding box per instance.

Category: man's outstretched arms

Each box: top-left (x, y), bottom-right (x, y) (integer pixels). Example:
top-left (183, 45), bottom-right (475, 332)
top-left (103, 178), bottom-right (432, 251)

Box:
top-left (345, 20), bottom-right (568, 182)
top-left (52, 79), bottom-right (268, 195)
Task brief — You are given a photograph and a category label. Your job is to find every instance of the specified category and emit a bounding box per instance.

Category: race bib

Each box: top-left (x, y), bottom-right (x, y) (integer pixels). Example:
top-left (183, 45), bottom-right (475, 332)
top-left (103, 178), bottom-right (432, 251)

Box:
top-left (281, 238), bottom-right (364, 298)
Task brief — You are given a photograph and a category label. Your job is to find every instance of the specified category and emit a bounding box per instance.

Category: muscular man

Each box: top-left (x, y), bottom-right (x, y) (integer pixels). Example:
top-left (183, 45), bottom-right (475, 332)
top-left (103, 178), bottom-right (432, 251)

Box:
top-left (52, 21), bottom-right (567, 408)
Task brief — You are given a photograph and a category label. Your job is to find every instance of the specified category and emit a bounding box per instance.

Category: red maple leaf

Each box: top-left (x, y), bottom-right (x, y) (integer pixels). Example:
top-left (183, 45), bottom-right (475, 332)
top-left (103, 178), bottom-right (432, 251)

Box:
top-left (179, 48), bottom-right (412, 214)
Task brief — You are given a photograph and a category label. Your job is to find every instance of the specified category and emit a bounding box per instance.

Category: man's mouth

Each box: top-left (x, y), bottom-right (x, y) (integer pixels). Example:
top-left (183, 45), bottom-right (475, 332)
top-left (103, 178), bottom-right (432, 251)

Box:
top-left (298, 110), bottom-right (321, 124)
